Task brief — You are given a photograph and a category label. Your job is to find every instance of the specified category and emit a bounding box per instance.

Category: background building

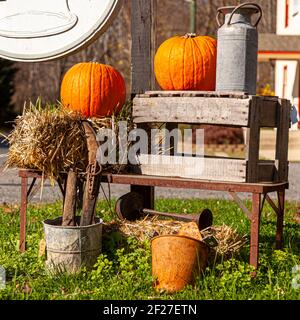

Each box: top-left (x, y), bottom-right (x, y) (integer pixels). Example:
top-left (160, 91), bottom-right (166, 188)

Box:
top-left (259, 0), bottom-right (300, 127)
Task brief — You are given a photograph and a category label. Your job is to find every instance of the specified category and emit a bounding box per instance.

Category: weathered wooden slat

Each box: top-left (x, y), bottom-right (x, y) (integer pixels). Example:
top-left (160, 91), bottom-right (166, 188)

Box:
top-left (142, 90), bottom-right (249, 99)
top-left (259, 95), bottom-right (279, 101)
top-left (132, 93), bottom-right (288, 183)
top-left (257, 161), bottom-right (276, 182)
top-left (133, 97), bottom-right (250, 126)
top-left (133, 154), bottom-right (247, 182)
top-left (165, 123), bottom-right (178, 156)
top-left (275, 99), bottom-right (290, 182)
top-left (259, 97), bottom-right (278, 127)
top-left (62, 170), bottom-right (77, 226)
top-left (132, 155), bottom-right (277, 183)
top-left (134, 94), bottom-right (279, 127)
top-left (246, 96), bottom-right (261, 183)
top-left (131, 0), bottom-right (157, 95)
top-left (131, 0), bottom-right (156, 209)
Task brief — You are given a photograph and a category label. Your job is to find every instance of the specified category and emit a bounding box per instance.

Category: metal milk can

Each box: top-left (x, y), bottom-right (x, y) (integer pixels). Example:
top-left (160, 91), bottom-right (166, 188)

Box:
top-left (216, 2), bottom-right (262, 95)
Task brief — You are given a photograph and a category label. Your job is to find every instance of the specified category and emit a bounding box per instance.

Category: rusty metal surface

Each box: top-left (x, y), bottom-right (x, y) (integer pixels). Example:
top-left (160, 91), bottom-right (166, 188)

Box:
top-left (115, 191), bottom-right (144, 221)
top-left (26, 178), bottom-right (37, 198)
top-left (131, 185), bottom-right (155, 210)
top-left (102, 173), bottom-right (288, 194)
top-left (19, 171), bottom-right (67, 252)
top-left (249, 193), bottom-right (261, 271)
top-left (19, 176), bottom-right (27, 252)
top-left (18, 169), bottom-right (67, 180)
top-left (266, 194), bottom-right (280, 216)
top-left (276, 191), bottom-right (285, 250)
top-left (18, 170), bottom-right (289, 194)
top-left (151, 235), bottom-right (209, 293)
top-left (115, 191), bottom-right (213, 230)
top-left (80, 122), bottom-right (102, 227)
top-left (229, 191), bottom-right (252, 220)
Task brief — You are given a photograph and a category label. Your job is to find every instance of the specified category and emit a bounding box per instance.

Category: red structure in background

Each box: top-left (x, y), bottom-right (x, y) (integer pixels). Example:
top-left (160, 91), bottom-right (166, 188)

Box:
top-left (285, 0), bottom-right (289, 28)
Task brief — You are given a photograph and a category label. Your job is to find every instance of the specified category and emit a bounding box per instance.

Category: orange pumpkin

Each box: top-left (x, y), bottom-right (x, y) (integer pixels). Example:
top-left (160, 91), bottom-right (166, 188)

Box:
top-left (61, 62), bottom-right (126, 118)
top-left (154, 34), bottom-right (217, 91)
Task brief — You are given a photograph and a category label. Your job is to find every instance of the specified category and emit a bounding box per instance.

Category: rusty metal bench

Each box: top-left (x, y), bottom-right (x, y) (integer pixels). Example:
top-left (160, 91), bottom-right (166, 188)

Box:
top-left (18, 169), bottom-right (288, 272)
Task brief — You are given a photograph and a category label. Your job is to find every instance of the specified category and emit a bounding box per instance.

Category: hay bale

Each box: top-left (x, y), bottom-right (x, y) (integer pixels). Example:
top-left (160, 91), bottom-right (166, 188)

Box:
top-left (5, 100), bottom-right (133, 182)
top-left (201, 224), bottom-right (248, 259)
top-left (104, 216), bottom-right (184, 242)
top-left (91, 101), bottom-right (134, 174)
top-left (104, 218), bottom-right (247, 259)
top-left (5, 102), bottom-right (88, 182)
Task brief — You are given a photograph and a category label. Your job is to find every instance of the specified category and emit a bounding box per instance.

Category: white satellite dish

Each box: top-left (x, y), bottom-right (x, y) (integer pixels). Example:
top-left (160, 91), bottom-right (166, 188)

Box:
top-left (0, 0), bottom-right (123, 62)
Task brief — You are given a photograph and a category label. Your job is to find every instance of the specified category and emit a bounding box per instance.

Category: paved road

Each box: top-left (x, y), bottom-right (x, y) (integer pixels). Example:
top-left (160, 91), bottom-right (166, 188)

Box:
top-left (1, 146), bottom-right (299, 204)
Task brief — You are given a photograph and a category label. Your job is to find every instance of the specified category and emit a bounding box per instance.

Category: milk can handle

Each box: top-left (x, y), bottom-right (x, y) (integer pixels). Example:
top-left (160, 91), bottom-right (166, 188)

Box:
top-left (228, 2), bottom-right (262, 27)
top-left (216, 2), bottom-right (263, 28)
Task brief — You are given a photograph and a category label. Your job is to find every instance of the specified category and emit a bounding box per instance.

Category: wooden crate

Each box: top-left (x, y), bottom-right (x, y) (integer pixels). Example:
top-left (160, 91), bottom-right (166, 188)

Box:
top-left (132, 91), bottom-right (290, 183)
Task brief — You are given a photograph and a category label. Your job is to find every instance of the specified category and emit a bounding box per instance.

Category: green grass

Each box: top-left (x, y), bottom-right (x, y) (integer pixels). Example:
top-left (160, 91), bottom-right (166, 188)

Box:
top-left (0, 199), bottom-right (299, 300)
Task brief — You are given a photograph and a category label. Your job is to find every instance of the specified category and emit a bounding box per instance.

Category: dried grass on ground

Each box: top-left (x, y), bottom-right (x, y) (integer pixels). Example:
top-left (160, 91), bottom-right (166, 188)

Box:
top-left (103, 217), bottom-right (247, 260)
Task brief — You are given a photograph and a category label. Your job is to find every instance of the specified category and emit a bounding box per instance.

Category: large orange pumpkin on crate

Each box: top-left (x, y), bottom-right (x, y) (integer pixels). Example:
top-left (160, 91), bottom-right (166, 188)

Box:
top-left (154, 34), bottom-right (217, 91)
top-left (61, 62), bottom-right (126, 118)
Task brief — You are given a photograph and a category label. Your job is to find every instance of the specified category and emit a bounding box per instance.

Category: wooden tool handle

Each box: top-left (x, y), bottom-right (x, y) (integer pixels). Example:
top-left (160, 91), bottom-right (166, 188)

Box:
top-left (62, 170), bottom-right (77, 226)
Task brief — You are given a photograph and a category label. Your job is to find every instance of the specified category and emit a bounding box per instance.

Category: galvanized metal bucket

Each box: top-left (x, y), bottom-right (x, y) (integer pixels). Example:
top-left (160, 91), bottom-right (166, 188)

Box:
top-left (216, 2), bottom-right (263, 95)
top-left (43, 216), bottom-right (103, 274)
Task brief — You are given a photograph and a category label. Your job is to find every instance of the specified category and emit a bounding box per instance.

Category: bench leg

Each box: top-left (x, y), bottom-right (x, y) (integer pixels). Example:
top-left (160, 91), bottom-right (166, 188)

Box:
top-left (275, 191), bottom-right (285, 250)
top-left (250, 193), bottom-right (261, 272)
top-left (20, 176), bottom-right (28, 252)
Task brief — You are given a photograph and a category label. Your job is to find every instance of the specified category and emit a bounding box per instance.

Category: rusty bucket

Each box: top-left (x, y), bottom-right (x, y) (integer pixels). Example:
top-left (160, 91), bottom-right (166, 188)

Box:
top-left (151, 235), bottom-right (209, 293)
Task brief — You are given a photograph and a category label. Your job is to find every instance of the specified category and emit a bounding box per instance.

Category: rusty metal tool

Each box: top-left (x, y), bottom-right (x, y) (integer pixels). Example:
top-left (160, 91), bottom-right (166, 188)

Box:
top-left (115, 192), bottom-right (213, 230)
top-left (80, 121), bottom-right (102, 226)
